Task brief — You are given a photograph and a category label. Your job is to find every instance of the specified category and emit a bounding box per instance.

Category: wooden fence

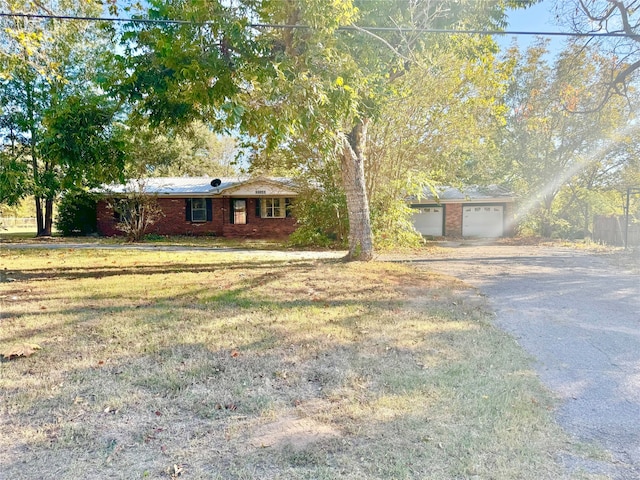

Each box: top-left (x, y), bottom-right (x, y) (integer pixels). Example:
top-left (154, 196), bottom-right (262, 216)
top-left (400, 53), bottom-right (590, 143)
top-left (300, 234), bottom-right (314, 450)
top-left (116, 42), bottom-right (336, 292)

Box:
top-left (593, 215), bottom-right (640, 247)
top-left (0, 217), bottom-right (37, 227)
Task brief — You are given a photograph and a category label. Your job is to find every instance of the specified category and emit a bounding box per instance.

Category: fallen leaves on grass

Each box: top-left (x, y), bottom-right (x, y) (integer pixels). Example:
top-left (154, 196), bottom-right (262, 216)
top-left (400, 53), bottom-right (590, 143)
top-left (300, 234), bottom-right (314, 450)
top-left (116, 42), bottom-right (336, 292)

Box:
top-left (2, 343), bottom-right (41, 360)
top-left (166, 464), bottom-right (184, 478)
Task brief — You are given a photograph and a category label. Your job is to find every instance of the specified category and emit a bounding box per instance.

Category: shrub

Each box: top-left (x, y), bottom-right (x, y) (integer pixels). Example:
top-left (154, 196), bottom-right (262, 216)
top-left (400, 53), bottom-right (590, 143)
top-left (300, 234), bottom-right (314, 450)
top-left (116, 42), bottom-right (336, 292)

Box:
top-left (55, 190), bottom-right (98, 236)
top-left (109, 180), bottom-right (164, 242)
top-left (287, 184), bottom-right (348, 248)
top-left (370, 195), bottom-right (424, 250)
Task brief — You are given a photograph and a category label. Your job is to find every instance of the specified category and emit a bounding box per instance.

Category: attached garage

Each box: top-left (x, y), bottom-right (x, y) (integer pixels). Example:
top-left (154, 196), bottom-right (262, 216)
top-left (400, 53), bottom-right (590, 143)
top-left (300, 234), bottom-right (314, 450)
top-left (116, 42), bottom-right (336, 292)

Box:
top-left (462, 205), bottom-right (504, 237)
top-left (411, 206), bottom-right (444, 236)
top-left (409, 185), bottom-right (516, 238)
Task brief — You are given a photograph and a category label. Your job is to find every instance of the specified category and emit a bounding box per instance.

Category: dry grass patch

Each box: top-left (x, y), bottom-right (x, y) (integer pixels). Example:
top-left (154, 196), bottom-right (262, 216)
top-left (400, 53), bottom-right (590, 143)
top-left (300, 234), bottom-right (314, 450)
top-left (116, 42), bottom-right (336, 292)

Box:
top-left (1, 248), bottom-right (602, 479)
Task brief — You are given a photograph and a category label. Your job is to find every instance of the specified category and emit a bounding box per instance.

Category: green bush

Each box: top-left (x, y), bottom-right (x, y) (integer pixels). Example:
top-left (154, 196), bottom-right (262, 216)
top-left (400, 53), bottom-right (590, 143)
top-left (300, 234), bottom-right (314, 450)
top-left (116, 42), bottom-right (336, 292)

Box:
top-left (370, 196), bottom-right (424, 250)
top-left (288, 227), bottom-right (338, 248)
top-left (55, 190), bottom-right (98, 236)
top-left (287, 185), bottom-right (348, 248)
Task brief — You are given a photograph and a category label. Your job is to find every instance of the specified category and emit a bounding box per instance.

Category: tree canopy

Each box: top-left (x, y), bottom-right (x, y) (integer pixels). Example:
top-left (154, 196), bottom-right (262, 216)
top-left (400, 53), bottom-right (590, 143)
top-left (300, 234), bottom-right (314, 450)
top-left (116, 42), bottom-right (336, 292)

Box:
top-left (556, 0), bottom-right (640, 108)
top-left (115, 0), bottom-right (532, 258)
top-left (503, 39), bottom-right (634, 237)
top-left (0, 0), bottom-right (126, 235)
top-left (125, 122), bottom-right (238, 178)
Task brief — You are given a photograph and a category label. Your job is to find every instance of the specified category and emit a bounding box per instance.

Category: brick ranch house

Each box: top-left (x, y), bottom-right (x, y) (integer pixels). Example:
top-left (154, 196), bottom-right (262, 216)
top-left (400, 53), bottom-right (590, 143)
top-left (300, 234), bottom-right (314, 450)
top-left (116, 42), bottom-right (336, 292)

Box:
top-left (409, 185), bottom-right (517, 238)
top-left (96, 177), bottom-right (516, 239)
top-left (96, 177), bottom-right (298, 238)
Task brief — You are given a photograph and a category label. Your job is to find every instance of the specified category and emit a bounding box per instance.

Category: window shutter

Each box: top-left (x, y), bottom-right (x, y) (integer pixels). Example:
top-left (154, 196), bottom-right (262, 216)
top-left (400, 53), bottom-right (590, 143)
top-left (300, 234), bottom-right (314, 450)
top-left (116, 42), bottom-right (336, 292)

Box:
top-left (285, 198), bottom-right (292, 218)
top-left (185, 199), bottom-right (192, 221)
top-left (206, 198), bottom-right (213, 221)
top-left (255, 199), bottom-right (261, 218)
top-left (229, 199), bottom-right (235, 224)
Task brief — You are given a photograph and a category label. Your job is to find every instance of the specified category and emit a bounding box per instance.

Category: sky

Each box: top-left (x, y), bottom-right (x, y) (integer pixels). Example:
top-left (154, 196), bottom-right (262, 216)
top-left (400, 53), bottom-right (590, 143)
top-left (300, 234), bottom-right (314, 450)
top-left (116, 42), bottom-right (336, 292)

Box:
top-left (499, 0), bottom-right (564, 54)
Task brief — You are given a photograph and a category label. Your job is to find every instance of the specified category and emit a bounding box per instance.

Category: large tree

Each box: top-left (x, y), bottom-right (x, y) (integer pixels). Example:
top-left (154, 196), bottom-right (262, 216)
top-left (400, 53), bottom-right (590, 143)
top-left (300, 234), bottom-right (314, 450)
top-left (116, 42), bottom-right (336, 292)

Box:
top-left (557, 0), bottom-right (640, 107)
top-left (0, 153), bottom-right (28, 207)
top-left (0, 0), bottom-right (125, 235)
top-left (0, 109), bottom-right (29, 206)
top-left (117, 0), bottom-right (531, 260)
top-left (125, 122), bottom-right (238, 178)
top-left (504, 40), bottom-right (632, 236)
top-left (365, 35), bottom-right (512, 246)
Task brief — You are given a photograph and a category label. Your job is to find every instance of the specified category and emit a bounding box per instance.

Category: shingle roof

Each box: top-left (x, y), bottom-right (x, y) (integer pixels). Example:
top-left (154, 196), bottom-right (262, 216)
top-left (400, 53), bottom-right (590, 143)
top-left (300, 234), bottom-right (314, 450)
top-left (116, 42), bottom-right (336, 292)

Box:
top-left (98, 177), bottom-right (242, 195)
top-left (411, 185), bottom-right (515, 203)
top-left (437, 185), bottom-right (514, 200)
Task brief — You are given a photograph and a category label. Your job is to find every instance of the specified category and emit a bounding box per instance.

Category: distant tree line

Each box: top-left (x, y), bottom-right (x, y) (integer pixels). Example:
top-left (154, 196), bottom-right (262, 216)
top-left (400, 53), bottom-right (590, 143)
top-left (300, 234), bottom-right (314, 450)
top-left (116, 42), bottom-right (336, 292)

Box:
top-left (2, 0), bottom-right (639, 248)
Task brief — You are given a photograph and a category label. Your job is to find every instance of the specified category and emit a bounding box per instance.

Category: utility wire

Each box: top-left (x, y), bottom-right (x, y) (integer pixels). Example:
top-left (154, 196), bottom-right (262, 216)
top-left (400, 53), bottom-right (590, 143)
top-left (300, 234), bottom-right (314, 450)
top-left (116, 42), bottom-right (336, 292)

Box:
top-left (1, 11), bottom-right (639, 39)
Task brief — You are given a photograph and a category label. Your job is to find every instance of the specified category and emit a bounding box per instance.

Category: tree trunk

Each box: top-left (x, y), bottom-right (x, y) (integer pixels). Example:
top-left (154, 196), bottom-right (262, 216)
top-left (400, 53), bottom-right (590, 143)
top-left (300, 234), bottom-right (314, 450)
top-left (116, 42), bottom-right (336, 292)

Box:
top-left (340, 119), bottom-right (374, 261)
top-left (34, 196), bottom-right (44, 236)
top-left (25, 78), bottom-right (46, 236)
top-left (43, 198), bottom-right (54, 236)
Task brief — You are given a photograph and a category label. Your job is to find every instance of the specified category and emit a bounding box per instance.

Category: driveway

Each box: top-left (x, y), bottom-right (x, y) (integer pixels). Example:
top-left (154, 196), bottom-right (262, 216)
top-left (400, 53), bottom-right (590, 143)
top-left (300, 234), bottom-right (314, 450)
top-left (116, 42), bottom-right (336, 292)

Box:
top-left (396, 243), bottom-right (640, 479)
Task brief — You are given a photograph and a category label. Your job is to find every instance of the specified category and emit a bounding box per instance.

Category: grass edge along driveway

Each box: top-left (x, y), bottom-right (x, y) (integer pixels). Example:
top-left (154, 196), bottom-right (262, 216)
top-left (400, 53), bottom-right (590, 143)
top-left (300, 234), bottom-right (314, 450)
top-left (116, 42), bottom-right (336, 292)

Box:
top-left (0, 248), bottom-right (605, 479)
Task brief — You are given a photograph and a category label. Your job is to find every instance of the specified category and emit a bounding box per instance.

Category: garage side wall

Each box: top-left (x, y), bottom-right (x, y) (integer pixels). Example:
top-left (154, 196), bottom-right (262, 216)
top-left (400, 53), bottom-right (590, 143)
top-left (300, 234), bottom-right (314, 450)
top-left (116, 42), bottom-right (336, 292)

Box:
top-left (445, 203), bottom-right (463, 237)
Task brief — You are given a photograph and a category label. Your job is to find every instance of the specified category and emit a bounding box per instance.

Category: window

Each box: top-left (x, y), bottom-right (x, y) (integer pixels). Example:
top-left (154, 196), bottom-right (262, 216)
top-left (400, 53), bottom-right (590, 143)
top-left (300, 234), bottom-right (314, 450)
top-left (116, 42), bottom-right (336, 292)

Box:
top-left (185, 198), bottom-right (212, 222)
top-left (262, 198), bottom-right (285, 218)
top-left (191, 198), bottom-right (207, 222)
top-left (255, 198), bottom-right (293, 218)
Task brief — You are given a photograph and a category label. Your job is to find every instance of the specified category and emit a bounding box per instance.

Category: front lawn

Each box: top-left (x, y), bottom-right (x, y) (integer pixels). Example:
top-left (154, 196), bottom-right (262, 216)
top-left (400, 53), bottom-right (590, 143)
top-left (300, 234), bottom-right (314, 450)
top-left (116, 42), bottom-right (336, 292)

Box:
top-left (0, 248), bottom-right (599, 479)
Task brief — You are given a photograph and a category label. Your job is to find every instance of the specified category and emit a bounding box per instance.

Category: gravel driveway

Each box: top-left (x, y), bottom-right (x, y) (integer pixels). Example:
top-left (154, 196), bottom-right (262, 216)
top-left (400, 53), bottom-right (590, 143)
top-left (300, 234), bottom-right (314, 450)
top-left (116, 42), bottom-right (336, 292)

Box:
top-left (397, 243), bottom-right (640, 479)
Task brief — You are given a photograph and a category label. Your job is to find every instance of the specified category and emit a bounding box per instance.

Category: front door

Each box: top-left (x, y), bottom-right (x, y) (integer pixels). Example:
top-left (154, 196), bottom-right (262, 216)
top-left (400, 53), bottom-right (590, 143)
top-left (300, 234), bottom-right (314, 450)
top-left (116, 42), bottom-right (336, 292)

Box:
top-left (231, 199), bottom-right (247, 224)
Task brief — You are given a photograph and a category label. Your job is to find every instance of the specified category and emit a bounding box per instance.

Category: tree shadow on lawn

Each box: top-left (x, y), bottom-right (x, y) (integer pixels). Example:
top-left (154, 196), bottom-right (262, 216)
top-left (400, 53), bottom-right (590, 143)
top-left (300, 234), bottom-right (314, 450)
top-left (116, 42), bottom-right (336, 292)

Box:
top-left (4, 258), bottom-right (327, 283)
top-left (0, 254), bottom-right (611, 477)
top-left (0, 257), bottom-right (403, 348)
top-left (0, 322), bottom-right (577, 480)
top-left (0, 291), bottom-right (403, 348)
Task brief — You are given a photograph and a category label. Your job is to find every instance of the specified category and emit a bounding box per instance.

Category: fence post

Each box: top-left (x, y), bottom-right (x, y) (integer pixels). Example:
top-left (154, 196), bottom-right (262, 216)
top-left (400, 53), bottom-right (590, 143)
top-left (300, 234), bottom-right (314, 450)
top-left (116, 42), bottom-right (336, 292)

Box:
top-left (626, 187), bottom-right (640, 250)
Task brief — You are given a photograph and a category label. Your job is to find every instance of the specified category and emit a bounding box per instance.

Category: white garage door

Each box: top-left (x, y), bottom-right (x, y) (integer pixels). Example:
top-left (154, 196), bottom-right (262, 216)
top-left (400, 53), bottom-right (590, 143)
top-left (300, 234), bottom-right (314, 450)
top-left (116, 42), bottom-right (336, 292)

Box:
top-left (463, 205), bottom-right (504, 237)
top-left (411, 206), bottom-right (444, 236)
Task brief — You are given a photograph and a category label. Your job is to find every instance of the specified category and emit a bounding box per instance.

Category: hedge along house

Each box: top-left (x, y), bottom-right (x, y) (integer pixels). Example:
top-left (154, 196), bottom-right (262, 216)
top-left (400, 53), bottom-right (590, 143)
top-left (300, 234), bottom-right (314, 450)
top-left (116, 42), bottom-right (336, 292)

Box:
top-left (410, 185), bottom-right (517, 238)
top-left (96, 177), bottom-right (298, 238)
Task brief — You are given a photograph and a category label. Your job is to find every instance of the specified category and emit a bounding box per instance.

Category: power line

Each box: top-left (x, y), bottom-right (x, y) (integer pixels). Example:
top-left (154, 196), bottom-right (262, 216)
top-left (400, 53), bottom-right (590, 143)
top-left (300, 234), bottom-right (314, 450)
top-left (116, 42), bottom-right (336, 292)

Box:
top-left (1, 11), bottom-right (639, 39)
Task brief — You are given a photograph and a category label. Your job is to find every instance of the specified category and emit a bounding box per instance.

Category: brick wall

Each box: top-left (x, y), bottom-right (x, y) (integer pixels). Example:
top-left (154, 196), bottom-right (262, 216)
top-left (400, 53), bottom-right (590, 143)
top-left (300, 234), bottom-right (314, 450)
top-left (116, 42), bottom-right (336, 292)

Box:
top-left (96, 200), bottom-right (119, 237)
top-left (221, 198), bottom-right (297, 238)
top-left (97, 197), bottom-right (297, 238)
top-left (444, 204), bottom-right (463, 237)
